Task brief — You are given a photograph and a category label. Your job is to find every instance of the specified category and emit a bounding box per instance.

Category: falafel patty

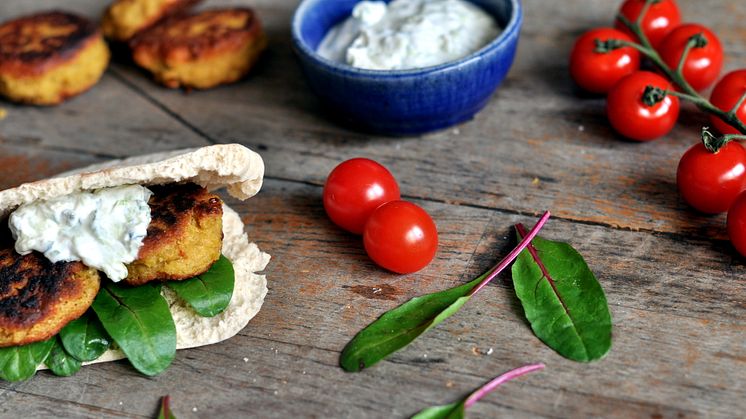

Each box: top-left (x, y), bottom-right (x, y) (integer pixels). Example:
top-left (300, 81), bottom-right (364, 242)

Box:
top-left (125, 183), bottom-right (223, 286)
top-left (0, 11), bottom-right (110, 105)
top-left (130, 8), bottom-right (266, 89)
top-left (101, 0), bottom-right (202, 42)
top-left (0, 248), bottom-right (100, 347)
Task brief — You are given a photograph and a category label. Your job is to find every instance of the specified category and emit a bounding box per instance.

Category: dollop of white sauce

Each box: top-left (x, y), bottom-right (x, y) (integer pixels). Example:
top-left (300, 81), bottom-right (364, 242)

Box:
top-left (317, 0), bottom-right (500, 70)
top-left (9, 185), bottom-right (153, 282)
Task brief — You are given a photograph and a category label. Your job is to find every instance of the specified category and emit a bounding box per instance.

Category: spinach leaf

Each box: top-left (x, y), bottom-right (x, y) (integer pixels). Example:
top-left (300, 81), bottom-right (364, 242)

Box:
top-left (340, 275), bottom-right (482, 372)
top-left (45, 338), bottom-right (81, 377)
top-left (58, 311), bottom-right (110, 362)
top-left (92, 282), bottom-right (176, 376)
top-left (340, 212), bottom-right (551, 372)
top-left (166, 255), bottom-right (234, 317)
top-left (411, 364), bottom-right (545, 419)
top-left (0, 339), bottom-right (54, 382)
top-left (512, 225), bottom-right (612, 362)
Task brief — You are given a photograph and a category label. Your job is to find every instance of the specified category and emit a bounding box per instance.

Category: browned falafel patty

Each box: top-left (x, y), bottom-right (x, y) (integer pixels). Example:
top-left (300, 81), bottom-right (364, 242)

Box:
top-left (101, 0), bottom-right (203, 42)
top-left (0, 11), bottom-right (109, 105)
top-left (0, 248), bottom-right (100, 347)
top-left (125, 183), bottom-right (223, 285)
top-left (129, 8), bottom-right (266, 89)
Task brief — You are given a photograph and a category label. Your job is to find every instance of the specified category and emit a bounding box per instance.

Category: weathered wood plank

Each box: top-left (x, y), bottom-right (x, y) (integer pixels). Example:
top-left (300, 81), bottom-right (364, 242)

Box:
top-left (108, 0), bottom-right (746, 240)
top-left (2, 178), bottom-right (742, 418)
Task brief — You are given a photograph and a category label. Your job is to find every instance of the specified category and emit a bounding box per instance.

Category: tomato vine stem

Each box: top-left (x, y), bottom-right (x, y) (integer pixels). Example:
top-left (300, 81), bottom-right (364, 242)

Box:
top-left (612, 2), bottom-right (746, 149)
top-left (702, 127), bottom-right (746, 153)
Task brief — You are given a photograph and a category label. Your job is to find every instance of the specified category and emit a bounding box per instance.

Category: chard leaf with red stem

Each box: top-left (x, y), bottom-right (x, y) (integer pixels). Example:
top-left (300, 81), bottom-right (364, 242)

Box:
top-left (411, 363), bottom-right (545, 419)
top-left (512, 225), bottom-right (612, 362)
top-left (339, 212), bottom-right (551, 372)
top-left (157, 395), bottom-right (176, 419)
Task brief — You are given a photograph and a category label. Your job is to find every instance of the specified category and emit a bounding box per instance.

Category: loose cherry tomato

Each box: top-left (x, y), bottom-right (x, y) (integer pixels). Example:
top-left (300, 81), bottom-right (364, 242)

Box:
top-left (363, 200), bottom-right (438, 274)
top-left (727, 191), bottom-right (746, 257)
top-left (658, 23), bottom-right (723, 92)
top-left (606, 71), bottom-right (680, 141)
top-left (615, 0), bottom-right (681, 48)
top-left (709, 70), bottom-right (746, 135)
top-left (677, 141), bottom-right (746, 214)
top-left (323, 158), bottom-right (400, 234)
top-left (569, 28), bottom-right (641, 94)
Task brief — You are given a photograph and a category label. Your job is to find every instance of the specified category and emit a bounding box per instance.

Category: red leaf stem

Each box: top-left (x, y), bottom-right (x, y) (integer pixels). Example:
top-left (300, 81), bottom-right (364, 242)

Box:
top-left (467, 211), bottom-right (551, 297)
top-left (464, 363), bottom-right (545, 408)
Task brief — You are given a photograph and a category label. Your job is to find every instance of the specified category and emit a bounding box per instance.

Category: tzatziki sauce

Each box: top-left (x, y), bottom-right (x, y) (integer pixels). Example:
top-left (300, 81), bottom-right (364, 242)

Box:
top-left (9, 185), bottom-right (153, 282)
top-left (317, 0), bottom-right (500, 70)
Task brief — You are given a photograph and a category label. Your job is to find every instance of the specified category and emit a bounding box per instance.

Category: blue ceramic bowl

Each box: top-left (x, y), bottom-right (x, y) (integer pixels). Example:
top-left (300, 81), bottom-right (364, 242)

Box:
top-left (291, 0), bottom-right (523, 135)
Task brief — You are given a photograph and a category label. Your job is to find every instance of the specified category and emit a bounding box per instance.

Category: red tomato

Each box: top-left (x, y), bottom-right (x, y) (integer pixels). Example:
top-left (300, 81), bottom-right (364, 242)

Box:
top-left (569, 28), bottom-right (641, 94)
top-left (677, 141), bottom-right (746, 214)
top-left (709, 70), bottom-right (746, 135)
top-left (658, 23), bottom-right (723, 92)
top-left (615, 0), bottom-right (681, 48)
top-left (606, 71), bottom-right (680, 141)
top-left (727, 191), bottom-right (746, 257)
top-left (363, 201), bottom-right (438, 274)
top-left (323, 158), bottom-right (400, 234)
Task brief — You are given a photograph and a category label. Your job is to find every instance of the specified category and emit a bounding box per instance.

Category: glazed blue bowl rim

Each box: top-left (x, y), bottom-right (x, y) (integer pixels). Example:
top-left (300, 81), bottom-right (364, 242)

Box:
top-left (291, 0), bottom-right (523, 78)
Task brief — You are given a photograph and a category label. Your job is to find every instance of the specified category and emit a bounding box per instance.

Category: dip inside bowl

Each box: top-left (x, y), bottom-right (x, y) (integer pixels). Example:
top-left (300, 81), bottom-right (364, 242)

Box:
top-left (292, 0), bottom-right (523, 135)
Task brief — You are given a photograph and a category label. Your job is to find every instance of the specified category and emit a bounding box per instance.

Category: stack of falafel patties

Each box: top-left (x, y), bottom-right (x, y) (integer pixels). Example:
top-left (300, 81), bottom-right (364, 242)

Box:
top-left (106, 0), bottom-right (267, 89)
top-left (0, 0), bottom-right (267, 105)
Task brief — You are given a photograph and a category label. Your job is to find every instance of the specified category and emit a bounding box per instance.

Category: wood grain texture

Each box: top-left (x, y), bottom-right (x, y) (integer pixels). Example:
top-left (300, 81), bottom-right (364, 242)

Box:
top-left (0, 0), bottom-right (744, 418)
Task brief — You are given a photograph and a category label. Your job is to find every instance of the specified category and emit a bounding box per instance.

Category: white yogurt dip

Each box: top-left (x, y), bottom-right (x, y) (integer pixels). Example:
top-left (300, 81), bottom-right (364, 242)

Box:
top-left (317, 0), bottom-right (500, 70)
top-left (9, 185), bottom-right (153, 282)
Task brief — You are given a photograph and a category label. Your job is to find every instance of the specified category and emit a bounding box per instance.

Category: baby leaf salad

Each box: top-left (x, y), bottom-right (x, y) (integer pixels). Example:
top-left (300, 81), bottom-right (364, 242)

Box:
top-left (341, 212), bottom-right (612, 373)
top-left (0, 255), bottom-right (234, 381)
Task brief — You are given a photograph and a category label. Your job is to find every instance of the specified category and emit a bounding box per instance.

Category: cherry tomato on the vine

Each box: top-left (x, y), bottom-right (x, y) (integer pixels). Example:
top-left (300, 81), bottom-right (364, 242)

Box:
top-left (606, 71), bottom-right (680, 141)
top-left (727, 191), bottom-right (746, 257)
top-left (658, 23), bottom-right (723, 92)
top-left (615, 0), bottom-right (681, 48)
top-left (323, 158), bottom-right (400, 234)
top-left (363, 200), bottom-right (438, 274)
top-left (709, 70), bottom-right (746, 135)
top-left (569, 28), bottom-right (641, 94)
top-left (677, 141), bottom-right (746, 214)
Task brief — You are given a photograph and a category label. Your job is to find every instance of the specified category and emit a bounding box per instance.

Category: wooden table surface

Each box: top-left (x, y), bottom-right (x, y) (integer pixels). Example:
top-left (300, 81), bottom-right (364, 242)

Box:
top-left (0, 0), bottom-right (744, 417)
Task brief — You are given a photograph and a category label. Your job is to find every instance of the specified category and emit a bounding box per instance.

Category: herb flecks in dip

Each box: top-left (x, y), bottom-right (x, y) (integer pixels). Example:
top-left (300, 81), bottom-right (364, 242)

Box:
top-left (9, 185), bottom-right (152, 282)
top-left (318, 0), bottom-right (500, 71)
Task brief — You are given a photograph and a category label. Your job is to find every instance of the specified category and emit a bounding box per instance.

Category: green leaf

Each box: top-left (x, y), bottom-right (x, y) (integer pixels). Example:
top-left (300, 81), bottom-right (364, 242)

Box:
top-left (0, 339), bottom-right (54, 382)
top-left (92, 282), bottom-right (176, 376)
top-left (512, 227), bottom-right (612, 362)
top-left (58, 311), bottom-right (111, 362)
top-left (411, 402), bottom-right (465, 419)
top-left (45, 338), bottom-right (81, 377)
top-left (411, 363), bottom-right (545, 418)
top-left (166, 255), bottom-right (234, 317)
top-left (157, 396), bottom-right (177, 419)
top-left (339, 275), bottom-right (483, 372)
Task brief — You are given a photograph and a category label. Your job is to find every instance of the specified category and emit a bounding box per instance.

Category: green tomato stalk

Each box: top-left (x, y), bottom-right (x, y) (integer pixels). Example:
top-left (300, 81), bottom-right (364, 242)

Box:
top-left (597, 0), bottom-right (746, 151)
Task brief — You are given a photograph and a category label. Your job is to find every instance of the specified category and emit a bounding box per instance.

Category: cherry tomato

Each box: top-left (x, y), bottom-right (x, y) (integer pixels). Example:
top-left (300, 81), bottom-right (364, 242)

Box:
top-left (727, 191), bottom-right (746, 257)
top-left (677, 141), bottom-right (746, 214)
top-left (606, 71), bottom-right (680, 141)
top-left (658, 23), bottom-right (723, 92)
top-left (615, 0), bottom-right (681, 48)
top-left (569, 28), bottom-right (641, 94)
top-left (363, 200), bottom-right (438, 274)
top-left (709, 70), bottom-right (746, 135)
top-left (323, 158), bottom-right (400, 234)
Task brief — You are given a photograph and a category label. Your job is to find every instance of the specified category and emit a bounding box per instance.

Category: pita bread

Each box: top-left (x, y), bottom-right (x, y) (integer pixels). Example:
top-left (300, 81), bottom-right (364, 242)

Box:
top-left (0, 144), bottom-right (270, 370)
